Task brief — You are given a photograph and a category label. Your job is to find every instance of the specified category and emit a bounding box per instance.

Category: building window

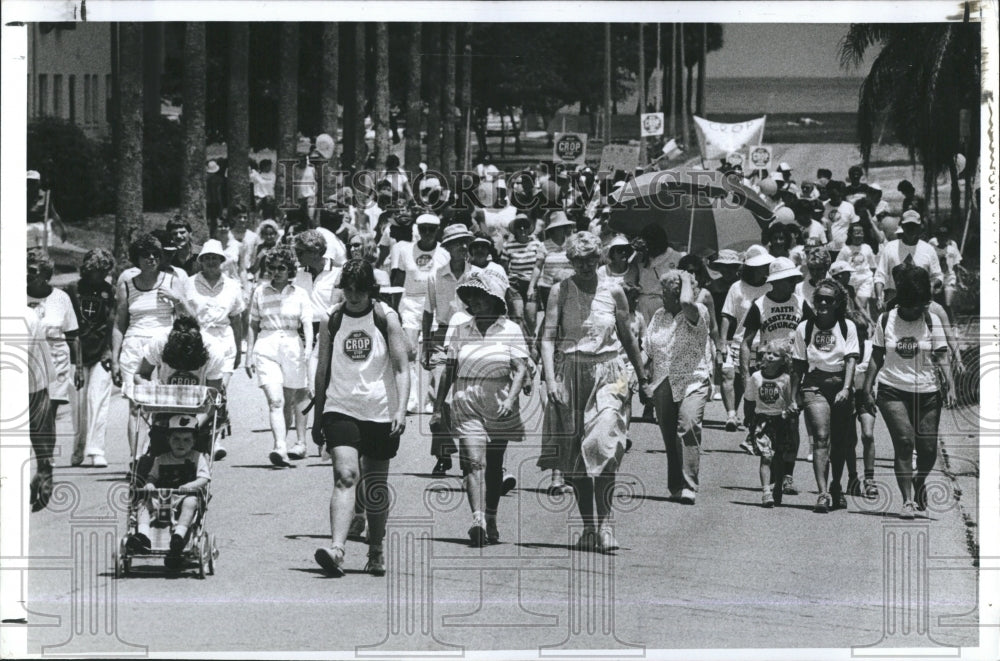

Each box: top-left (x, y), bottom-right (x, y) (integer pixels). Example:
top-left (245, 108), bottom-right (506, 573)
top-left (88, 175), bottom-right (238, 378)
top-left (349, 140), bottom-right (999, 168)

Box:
top-left (68, 75), bottom-right (76, 122)
top-left (38, 74), bottom-right (48, 116)
top-left (53, 75), bottom-right (63, 118)
top-left (91, 75), bottom-right (100, 126)
top-left (83, 75), bottom-right (91, 124)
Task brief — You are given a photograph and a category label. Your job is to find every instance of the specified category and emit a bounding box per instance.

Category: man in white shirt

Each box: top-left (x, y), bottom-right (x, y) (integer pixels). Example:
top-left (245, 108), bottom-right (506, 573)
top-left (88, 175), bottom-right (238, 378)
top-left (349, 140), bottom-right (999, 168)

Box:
top-left (874, 210), bottom-right (943, 311)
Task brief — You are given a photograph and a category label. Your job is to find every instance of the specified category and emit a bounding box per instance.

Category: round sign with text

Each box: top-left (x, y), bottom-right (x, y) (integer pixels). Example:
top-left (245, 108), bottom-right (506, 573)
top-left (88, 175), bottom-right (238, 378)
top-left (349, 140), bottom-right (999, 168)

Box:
top-left (343, 330), bottom-right (373, 362)
top-left (555, 134), bottom-right (585, 162)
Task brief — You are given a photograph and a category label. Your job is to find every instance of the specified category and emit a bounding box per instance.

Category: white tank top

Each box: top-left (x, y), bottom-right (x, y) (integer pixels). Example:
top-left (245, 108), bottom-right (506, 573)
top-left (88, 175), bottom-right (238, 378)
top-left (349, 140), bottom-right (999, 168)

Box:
top-left (324, 303), bottom-right (397, 422)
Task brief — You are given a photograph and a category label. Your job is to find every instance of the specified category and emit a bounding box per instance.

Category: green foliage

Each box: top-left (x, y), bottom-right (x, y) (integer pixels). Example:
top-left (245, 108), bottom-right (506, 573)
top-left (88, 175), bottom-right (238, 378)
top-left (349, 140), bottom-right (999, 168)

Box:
top-left (142, 116), bottom-right (184, 210)
top-left (26, 117), bottom-right (107, 221)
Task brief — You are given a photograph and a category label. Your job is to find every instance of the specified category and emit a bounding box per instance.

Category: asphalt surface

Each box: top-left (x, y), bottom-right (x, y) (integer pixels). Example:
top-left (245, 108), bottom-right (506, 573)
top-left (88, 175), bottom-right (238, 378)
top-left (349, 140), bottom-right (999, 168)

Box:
top-left (21, 367), bottom-right (979, 656)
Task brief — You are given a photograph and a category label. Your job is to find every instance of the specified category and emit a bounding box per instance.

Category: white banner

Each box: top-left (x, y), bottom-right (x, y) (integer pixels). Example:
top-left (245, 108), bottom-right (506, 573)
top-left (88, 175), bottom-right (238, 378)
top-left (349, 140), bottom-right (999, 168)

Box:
top-left (692, 115), bottom-right (767, 163)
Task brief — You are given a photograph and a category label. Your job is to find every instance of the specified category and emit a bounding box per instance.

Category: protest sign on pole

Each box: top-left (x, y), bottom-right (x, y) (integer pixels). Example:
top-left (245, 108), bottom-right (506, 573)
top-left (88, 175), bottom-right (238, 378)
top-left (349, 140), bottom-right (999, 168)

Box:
top-left (692, 115), bottom-right (766, 162)
top-left (748, 145), bottom-right (773, 171)
top-left (552, 132), bottom-right (588, 165)
top-left (599, 144), bottom-right (641, 175)
top-left (640, 112), bottom-right (665, 137)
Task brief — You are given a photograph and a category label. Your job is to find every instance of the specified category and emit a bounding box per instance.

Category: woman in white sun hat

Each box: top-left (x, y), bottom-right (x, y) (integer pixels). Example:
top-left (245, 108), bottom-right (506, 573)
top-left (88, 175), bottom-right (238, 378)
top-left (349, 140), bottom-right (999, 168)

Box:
top-left (719, 245), bottom-right (773, 438)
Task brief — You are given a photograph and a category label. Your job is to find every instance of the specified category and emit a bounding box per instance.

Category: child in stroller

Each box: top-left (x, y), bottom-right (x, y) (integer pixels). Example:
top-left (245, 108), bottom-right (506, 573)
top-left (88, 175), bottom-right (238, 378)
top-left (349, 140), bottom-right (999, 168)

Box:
top-left (127, 414), bottom-right (210, 570)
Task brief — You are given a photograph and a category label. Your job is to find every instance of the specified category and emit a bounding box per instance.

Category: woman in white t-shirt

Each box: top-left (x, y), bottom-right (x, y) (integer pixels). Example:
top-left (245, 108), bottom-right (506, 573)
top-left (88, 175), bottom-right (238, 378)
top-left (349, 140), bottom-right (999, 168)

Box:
top-left (433, 269), bottom-right (531, 547)
top-left (861, 264), bottom-right (955, 519)
top-left (312, 259), bottom-right (410, 577)
top-left (26, 250), bottom-right (82, 414)
top-left (836, 223), bottom-right (877, 314)
top-left (791, 279), bottom-right (860, 513)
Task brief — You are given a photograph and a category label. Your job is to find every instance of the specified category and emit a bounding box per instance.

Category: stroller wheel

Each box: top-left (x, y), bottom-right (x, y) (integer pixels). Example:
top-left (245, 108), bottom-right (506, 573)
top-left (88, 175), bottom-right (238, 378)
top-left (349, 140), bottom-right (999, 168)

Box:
top-left (197, 536), bottom-right (211, 579)
top-left (116, 536), bottom-right (130, 578)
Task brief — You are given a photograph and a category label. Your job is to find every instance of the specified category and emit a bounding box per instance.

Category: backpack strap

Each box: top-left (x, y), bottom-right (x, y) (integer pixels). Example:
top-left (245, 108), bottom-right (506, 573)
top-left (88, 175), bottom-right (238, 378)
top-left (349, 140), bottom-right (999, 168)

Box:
top-left (838, 317), bottom-right (848, 339)
top-left (372, 301), bottom-right (389, 343)
top-left (804, 317), bottom-right (815, 346)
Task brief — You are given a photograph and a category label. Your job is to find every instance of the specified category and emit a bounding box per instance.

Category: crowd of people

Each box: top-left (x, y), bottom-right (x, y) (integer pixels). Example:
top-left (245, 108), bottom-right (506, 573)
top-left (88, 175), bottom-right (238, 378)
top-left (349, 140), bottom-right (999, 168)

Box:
top-left (24, 152), bottom-right (968, 575)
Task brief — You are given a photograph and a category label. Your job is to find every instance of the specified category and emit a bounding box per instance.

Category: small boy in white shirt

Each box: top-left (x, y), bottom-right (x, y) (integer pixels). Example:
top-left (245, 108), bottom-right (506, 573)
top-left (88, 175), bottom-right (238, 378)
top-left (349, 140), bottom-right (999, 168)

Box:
top-left (745, 340), bottom-right (798, 507)
top-left (128, 415), bottom-right (211, 569)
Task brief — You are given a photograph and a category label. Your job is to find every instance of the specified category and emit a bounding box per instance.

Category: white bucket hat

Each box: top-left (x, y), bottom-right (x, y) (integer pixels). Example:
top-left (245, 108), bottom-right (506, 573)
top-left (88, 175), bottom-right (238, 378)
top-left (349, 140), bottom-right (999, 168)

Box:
top-left (198, 239), bottom-right (227, 261)
top-left (743, 244), bottom-right (775, 268)
top-left (766, 256), bottom-right (803, 282)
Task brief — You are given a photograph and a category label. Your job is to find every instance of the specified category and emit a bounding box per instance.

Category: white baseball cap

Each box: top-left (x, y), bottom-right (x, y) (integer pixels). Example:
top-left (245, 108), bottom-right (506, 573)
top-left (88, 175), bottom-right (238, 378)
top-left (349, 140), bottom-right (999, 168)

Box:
top-left (743, 244), bottom-right (775, 267)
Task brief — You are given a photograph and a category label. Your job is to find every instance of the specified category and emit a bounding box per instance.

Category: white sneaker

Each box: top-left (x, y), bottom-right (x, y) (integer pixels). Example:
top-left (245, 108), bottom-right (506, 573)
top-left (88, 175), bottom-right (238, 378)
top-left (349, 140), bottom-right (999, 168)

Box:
top-left (89, 454), bottom-right (108, 468)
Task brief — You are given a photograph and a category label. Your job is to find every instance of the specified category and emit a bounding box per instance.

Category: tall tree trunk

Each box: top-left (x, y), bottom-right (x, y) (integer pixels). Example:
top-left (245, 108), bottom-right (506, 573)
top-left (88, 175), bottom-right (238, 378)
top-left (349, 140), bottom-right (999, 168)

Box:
top-left (276, 24), bottom-right (299, 209)
top-left (637, 23), bottom-right (645, 115)
top-left (373, 23), bottom-right (391, 169)
top-left (948, 161), bottom-right (961, 225)
top-left (404, 23), bottom-right (423, 170)
top-left (696, 23), bottom-right (706, 116)
top-left (114, 23), bottom-right (144, 265)
top-left (667, 24), bottom-right (676, 136)
top-left (227, 23), bottom-right (250, 216)
top-left (425, 23), bottom-right (442, 172)
top-left (686, 65), bottom-right (694, 117)
top-left (441, 24), bottom-right (457, 174)
top-left (679, 25), bottom-right (689, 148)
top-left (604, 23), bottom-right (612, 144)
top-left (142, 23), bottom-right (163, 123)
top-left (320, 24), bottom-right (339, 138)
top-left (342, 27), bottom-right (357, 170)
top-left (179, 22), bottom-right (206, 236)
top-left (353, 23), bottom-right (367, 169)
top-left (458, 24), bottom-right (472, 169)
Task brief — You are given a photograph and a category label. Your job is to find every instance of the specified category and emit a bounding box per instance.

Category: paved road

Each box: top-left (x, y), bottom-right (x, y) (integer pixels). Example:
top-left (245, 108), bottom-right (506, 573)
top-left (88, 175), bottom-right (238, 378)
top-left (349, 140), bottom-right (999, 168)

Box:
top-left (22, 368), bottom-right (978, 656)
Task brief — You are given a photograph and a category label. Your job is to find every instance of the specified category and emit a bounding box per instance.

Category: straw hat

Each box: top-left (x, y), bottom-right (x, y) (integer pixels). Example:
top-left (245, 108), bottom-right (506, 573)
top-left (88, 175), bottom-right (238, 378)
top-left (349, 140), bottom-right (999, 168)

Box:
top-left (766, 256), bottom-right (803, 282)
top-left (711, 249), bottom-right (742, 266)
top-left (544, 211), bottom-right (576, 233)
top-left (440, 224), bottom-right (473, 245)
top-left (456, 270), bottom-right (508, 315)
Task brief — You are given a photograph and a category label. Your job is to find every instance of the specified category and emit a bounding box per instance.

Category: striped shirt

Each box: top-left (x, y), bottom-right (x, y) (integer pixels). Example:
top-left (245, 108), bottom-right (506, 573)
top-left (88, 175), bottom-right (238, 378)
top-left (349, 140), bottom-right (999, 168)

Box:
top-left (125, 272), bottom-right (178, 336)
top-left (538, 239), bottom-right (573, 288)
top-left (504, 237), bottom-right (544, 283)
top-left (249, 282), bottom-right (312, 331)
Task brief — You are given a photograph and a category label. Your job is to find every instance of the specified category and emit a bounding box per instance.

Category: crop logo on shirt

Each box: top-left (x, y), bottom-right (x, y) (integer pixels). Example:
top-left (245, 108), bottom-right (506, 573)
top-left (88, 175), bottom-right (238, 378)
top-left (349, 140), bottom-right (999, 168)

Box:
top-left (758, 381), bottom-right (780, 405)
top-left (416, 253), bottom-right (433, 268)
top-left (812, 330), bottom-right (836, 352)
top-left (168, 371), bottom-right (201, 386)
top-left (895, 336), bottom-right (919, 359)
top-left (343, 330), bottom-right (373, 361)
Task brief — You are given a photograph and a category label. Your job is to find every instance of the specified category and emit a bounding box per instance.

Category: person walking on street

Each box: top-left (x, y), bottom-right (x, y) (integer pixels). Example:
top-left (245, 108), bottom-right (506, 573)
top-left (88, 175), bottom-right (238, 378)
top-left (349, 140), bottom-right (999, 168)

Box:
top-left (65, 249), bottom-right (116, 468)
top-left (313, 260), bottom-right (410, 576)
top-left (861, 264), bottom-right (955, 518)
top-left (790, 279), bottom-right (860, 513)
top-left (432, 269), bottom-right (531, 546)
top-left (643, 270), bottom-right (713, 505)
top-left (245, 246), bottom-right (313, 466)
top-left (536, 232), bottom-right (646, 553)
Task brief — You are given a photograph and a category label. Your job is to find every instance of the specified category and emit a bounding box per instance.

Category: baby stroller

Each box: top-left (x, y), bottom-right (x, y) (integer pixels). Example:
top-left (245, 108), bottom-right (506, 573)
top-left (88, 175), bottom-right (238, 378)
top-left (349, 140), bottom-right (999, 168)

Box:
top-left (115, 384), bottom-right (222, 578)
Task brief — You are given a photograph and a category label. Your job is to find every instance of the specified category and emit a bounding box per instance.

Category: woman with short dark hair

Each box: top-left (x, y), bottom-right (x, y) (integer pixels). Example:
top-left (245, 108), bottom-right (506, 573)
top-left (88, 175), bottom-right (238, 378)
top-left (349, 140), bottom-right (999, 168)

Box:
top-left (245, 246), bottom-right (313, 466)
top-left (861, 264), bottom-right (955, 518)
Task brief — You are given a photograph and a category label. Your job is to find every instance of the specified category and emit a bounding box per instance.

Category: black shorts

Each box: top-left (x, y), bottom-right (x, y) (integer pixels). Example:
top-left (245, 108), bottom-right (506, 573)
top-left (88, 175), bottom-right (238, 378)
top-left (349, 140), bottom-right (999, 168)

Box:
top-left (320, 411), bottom-right (399, 460)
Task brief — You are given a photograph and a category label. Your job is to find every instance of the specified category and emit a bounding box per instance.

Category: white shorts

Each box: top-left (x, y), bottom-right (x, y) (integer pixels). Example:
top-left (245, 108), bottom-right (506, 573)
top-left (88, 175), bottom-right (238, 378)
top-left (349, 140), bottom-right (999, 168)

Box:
top-left (204, 326), bottom-right (237, 374)
top-left (253, 330), bottom-right (307, 389)
top-left (397, 295), bottom-right (424, 331)
top-left (120, 330), bottom-right (169, 396)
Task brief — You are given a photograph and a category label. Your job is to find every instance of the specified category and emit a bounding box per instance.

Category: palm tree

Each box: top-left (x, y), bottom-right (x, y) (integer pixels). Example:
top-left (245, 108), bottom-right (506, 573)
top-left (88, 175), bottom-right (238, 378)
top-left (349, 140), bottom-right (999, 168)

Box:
top-left (179, 22), bottom-right (206, 239)
top-left (374, 23), bottom-right (391, 169)
top-left (458, 24), bottom-right (472, 169)
top-left (441, 24), bottom-right (457, 173)
top-left (840, 22), bottom-right (980, 225)
top-left (114, 23), bottom-right (144, 264)
top-left (404, 24), bottom-right (423, 170)
top-left (276, 24), bottom-right (299, 209)
top-left (424, 23), bottom-right (442, 172)
top-left (227, 22), bottom-right (250, 215)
